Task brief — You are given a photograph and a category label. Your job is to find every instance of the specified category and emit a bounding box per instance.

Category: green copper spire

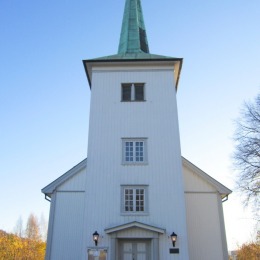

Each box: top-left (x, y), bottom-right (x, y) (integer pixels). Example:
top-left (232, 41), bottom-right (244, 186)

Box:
top-left (118, 0), bottom-right (149, 54)
top-left (84, 0), bottom-right (183, 89)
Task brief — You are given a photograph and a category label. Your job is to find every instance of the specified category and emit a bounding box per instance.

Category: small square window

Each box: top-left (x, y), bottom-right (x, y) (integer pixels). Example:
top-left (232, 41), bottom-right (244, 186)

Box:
top-left (122, 138), bottom-right (147, 164)
top-left (121, 186), bottom-right (148, 214)
top-left (121, 83), bottom-right (145, 101)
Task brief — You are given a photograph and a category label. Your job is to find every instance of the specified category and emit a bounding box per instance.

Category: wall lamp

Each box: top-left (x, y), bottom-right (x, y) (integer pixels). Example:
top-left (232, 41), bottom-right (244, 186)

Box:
top-left (92, 231), bottom-right (99, 246)
top-left (170, 232), bottom-right (178, 247)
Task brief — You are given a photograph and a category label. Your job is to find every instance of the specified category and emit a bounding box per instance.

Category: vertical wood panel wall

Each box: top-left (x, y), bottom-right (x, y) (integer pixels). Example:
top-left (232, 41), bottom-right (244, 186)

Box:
top-left (83, 65), bottom-right (190, 259)
top-left (50, 192), bottom-right (85, 259)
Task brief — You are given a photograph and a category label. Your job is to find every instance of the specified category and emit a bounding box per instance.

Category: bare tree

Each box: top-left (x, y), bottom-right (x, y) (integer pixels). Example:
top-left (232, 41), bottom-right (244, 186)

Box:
top-left (25, 214), bottom-right (41, 241)
top-left (233, 94), bottom-right (260, 218)
top-left (13, 216), bottom-right (23, 238)
top-left (39, 213), bottom-right (48, 241)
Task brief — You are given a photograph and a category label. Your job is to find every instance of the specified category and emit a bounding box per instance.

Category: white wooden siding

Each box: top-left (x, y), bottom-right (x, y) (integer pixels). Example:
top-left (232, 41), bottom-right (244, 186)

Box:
top-left (57, 167), bottom-right (86, 191)
top-left (50, 192), bottom-right (85, 260)
top-left (43, 59), bottom-right (229, 259)
top-left (116, 227), bottom-right (157, 238)
top-left (83, 65), bottom-right (190, 259)
top-left (183, 164), bottom-right (216, 192)
top-left (185, 193), bottom-right (225, 260)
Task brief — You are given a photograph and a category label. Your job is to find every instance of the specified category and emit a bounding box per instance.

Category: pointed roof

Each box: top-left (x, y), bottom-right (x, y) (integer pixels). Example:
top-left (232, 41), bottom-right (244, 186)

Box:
top-left (83, 0), bottom-right (183, 88)
top-left (118, 0), bottom-right (149, 54)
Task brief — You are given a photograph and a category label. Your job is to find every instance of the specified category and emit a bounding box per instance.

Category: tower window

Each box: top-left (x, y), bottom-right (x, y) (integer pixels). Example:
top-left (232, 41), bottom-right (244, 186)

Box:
top-left (122, 83), bottom-right (145, 101)
top-left (122, 138), bottom-right (147, 164)
top-left (121, 186), bottom-right (148, 214)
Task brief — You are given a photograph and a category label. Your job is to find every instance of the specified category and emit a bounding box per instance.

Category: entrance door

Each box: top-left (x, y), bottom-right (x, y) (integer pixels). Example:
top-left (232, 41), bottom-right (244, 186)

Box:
top-left (119, 240), bottom-right (150, 260)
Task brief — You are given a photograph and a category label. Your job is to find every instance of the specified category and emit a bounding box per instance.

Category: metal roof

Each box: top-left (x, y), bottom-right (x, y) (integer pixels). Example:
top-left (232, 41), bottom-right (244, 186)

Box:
top-left (118, 0), bottom-right (149, 55)
top-left (82, 0), bottom-right (184, 88)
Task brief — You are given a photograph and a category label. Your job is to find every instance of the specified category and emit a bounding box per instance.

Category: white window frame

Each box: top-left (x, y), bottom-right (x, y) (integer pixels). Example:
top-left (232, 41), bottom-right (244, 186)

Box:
top-left (122, 138), bottom-right (147, 165)
top-left (121, 185), bottom-right (148, 215)
top-left (121, 83), bottom-right (145, 101)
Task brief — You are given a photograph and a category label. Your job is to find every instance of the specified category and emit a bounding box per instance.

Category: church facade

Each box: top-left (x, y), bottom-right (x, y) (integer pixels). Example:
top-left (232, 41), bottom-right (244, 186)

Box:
top-left (42, 1), bottom-right (231, 259)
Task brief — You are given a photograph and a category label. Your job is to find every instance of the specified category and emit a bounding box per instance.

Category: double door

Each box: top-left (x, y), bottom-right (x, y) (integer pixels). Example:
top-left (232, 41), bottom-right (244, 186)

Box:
top-left (119, 240), bottom-right (150, 260)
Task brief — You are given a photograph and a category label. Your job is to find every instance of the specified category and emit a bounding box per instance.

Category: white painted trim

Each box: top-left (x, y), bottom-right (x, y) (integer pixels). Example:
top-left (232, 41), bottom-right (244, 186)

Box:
top-left (42, 157), bottom-right (231, 198)
top-left (217, 194), bottom-right (229, 259)
top-left (120, 185), bottom-right (149, 215)
top-left (84, 59), bottom-right (182, 89)
top-left (182, 157), bottom-right (232, 197)
top-left (185, 191), bottom-right (218, 194)
top-left (92, 67), bottom-right (175, 72)
top-left (44, 191), bottom-right (56, 260)
top-left (41, 159), bottom-right (87, 196)
top-left (122, 138), bottom-right (148, 165)
top-left (105, 221), bottom-right (165, 234)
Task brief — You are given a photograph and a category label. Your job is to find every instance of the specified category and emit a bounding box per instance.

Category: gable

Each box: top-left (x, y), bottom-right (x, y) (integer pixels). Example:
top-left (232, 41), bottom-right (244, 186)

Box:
top-left (105, 221), bottom-right (165, 235)
top-left (182, 157), bottom-right (231, 199)
top-left (42, 159), bottom-right (87, 198)
top-left (57, 167), bottom-right (86, 191)
top-left (42, 157), bottom-right (231, 199)
top-left (183, 163), bottom-right (216, 193)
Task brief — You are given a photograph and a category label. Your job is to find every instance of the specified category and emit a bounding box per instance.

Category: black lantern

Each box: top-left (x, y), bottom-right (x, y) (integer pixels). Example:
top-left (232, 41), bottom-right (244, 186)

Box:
top-left (170, 232), bottom-right (177, 247)
top-left (93, 231), bottom-right (99, 246)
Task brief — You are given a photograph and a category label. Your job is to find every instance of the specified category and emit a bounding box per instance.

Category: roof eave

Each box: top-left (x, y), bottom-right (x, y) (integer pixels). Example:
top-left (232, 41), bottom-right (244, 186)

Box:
top-left (41, 158), bottom-right (87, 196)
top-left (83, 57), bottom-right (183, 90)
top-left (105, 221), bottom-right (165, 234)
top-left (182, 157), bottom-right (232, 197)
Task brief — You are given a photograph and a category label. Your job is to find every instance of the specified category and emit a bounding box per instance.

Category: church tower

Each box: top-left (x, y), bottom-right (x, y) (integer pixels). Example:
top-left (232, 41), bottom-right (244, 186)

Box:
top-left (83, 0), bottom-right (189, 259)
top-left (43, 0), bottom-right (231, 259)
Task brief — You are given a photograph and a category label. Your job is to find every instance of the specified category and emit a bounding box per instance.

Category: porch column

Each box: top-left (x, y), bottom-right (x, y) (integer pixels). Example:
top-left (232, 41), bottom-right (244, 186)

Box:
top-left (152, 234), bottom-right (159, 260)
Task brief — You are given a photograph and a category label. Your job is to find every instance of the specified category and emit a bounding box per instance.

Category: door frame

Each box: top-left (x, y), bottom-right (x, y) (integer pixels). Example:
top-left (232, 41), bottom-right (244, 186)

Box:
top-left (118, 238), bottom-right (151, 260)
top-left (105, 221), bottom-right (165, 260)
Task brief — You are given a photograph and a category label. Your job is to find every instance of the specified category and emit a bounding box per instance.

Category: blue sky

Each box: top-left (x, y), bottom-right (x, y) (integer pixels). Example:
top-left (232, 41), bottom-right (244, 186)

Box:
top-left (0, 0), bottom-right (259, 251)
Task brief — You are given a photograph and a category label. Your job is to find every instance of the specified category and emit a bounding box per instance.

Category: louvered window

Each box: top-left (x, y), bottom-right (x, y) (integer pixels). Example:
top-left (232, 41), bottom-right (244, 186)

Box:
top-left (122, 83), bottom-right (145, 101)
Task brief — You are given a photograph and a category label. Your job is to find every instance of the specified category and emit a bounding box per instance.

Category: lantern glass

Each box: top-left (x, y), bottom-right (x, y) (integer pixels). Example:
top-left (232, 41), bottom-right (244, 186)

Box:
top-left (93, 231), bottom-right (99, 246)
top-left (170, 231), bottom-right (177, 247)
top-left (171, 235), bottom-right (177, 242)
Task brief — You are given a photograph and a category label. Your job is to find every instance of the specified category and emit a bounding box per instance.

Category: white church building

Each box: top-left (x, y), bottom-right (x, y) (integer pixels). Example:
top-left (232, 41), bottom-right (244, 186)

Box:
top-left (42, 1), bottom-right (231, 259)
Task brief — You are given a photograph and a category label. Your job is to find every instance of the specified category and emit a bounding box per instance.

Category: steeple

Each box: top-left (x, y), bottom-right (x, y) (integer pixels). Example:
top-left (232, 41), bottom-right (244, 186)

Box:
top-left (118, 0), bottom-right (149, 54)
top-left (83, 0), bottom-right (183, 89)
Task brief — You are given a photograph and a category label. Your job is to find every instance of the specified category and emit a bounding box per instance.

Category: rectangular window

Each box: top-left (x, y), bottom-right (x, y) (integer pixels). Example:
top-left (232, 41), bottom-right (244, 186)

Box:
top-left (121, 83), bottom-right (145, 101)
top-left (121, 186), bottom-right (148, 214)
top-left (122, 139), bottom-right (147, 164)
top-left (122, 84), bottom-right (132, 101)
top-left (135, 84), bottom-right (144, 101)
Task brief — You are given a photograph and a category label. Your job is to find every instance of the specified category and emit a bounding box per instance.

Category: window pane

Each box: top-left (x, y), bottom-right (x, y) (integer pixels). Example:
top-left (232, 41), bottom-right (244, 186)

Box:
top-left (135, 141), bottom-right (144, 162)
top-left (136, 189), bottom-right (145, 212)
top-left (125, 189), bottom-right (134, 212)
top-left (122, 84), bottom-right (132, 101)
top-left (125, 142), bottom-right (134, 161)
top-left (135, 84), bottom-right (144, 101)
